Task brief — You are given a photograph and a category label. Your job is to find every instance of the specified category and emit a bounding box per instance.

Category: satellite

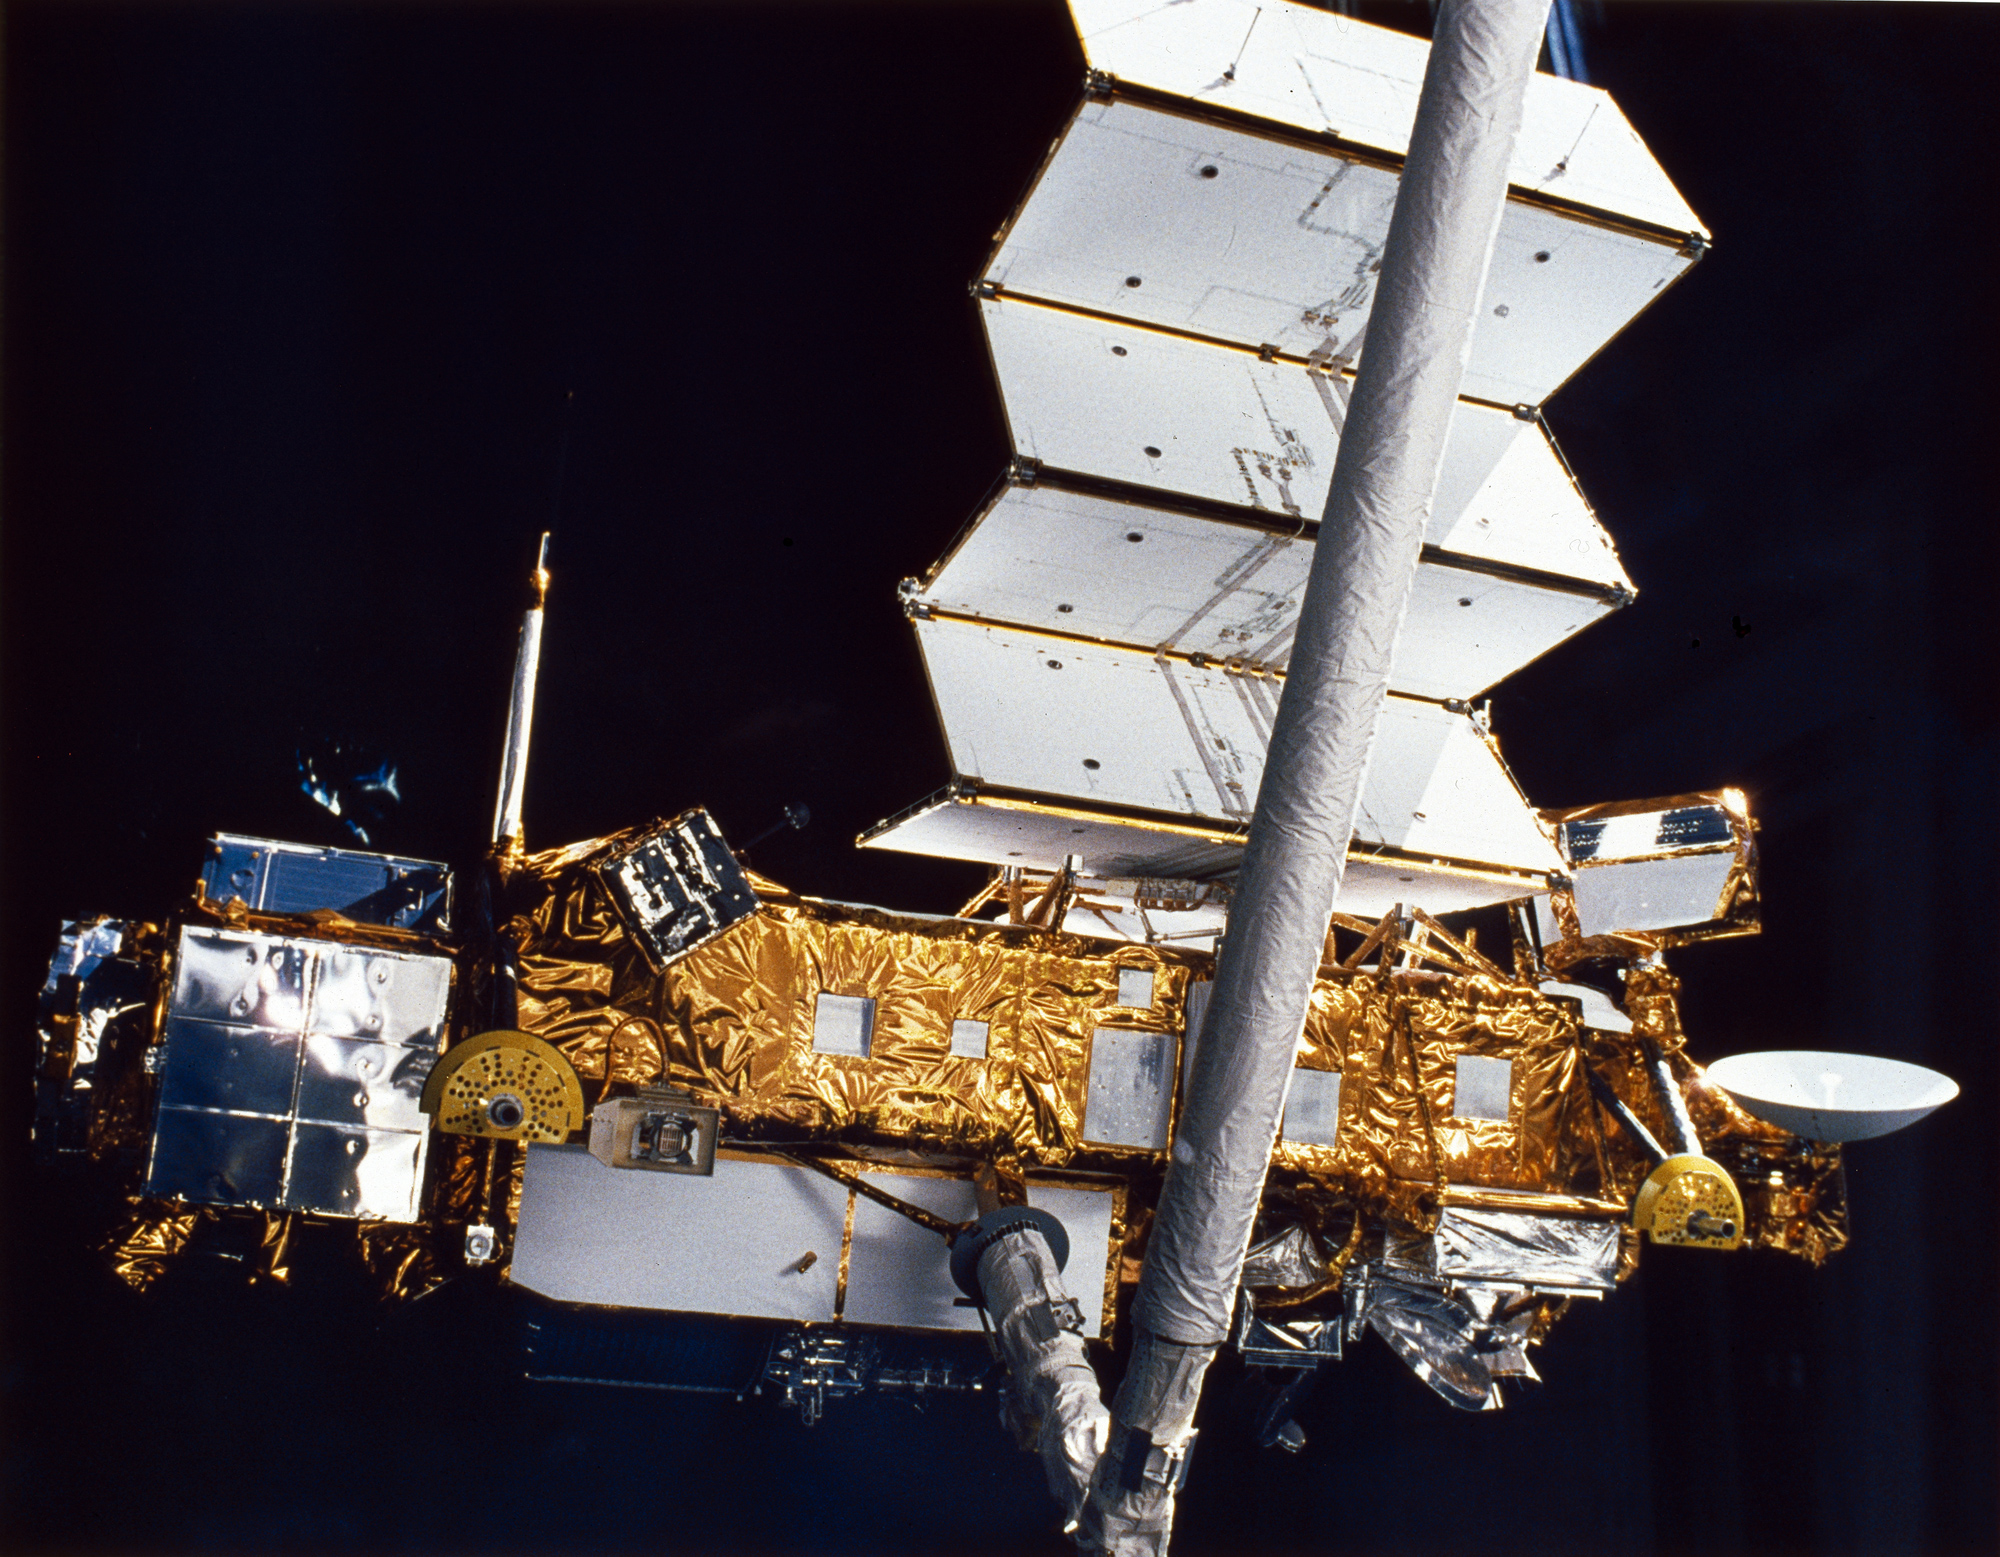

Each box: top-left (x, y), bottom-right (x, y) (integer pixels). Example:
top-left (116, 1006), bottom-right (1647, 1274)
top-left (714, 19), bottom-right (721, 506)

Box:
top-left (28, 4), bottom-right (1954, 1552)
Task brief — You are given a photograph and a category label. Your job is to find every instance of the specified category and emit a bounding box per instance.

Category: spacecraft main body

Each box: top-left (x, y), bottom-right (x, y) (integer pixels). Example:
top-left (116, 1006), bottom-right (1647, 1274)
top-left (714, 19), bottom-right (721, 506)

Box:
top-left (29, 5), bottom-right (1951, 1552)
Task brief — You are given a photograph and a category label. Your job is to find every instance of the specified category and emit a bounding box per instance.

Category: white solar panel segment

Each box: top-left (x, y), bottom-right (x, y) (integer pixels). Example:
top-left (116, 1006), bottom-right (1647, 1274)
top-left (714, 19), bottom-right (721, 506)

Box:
top-left (916, 481), bottom-right (1619, 699)
top-left (1066, 0), bottom-right (1706, 238)
top-left (979, 298), bottom-right (1631, 589)
top-left (986, 95), bottom-right (1697, 405)
top-left (857, 787), bottom-right (1549, 921)
top-left (863, 2), bottom-right (1694, 931)
top-left (860, 790), bottom-right (1245, 880)
top-left (912, 615), bottom-right (1561, 876)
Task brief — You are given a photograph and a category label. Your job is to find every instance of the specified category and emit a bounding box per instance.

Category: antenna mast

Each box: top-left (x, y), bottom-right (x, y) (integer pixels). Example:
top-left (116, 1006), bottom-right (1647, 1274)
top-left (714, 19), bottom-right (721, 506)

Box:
top-left (491, 532), bottom-right (551, 861)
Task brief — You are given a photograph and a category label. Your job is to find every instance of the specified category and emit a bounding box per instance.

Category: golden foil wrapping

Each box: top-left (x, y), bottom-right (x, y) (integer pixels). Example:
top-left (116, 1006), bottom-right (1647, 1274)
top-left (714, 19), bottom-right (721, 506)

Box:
top-left (89, 825), bottom-right (1843, 1310)
top-left (502, 837), bottom-right (1198, 1168)
top-left (104, 1203), bottom-right (208, 1293)
top-left (1274, 969), bottom-right (1592, 1232)
top-left (355, 1223), bottom-right (452, 1302)
top-left (102, 1204), bottom-right (294, 1290)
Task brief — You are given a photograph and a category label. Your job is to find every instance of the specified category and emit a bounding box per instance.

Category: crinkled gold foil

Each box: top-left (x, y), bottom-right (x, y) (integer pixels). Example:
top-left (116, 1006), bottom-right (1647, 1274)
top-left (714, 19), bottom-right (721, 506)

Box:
top-left (100, 1204), bottom-right (293, 1289)
top-left (1274, 969), bottom-right (1588, 1231)
top-left (355, 1223), bottom-right (452, 1301)
top-left (82, 827), bottom-right (1843, 1316)
top-left (500, 839), bottom-right (1198, 1167)
top-left (249, 1211), bottom-right (294, 1285)
top-left (103, 1202), bottom-right (208, 1293)
top-left (87, 839), bottom-right (1836, 1306)
top-left (497, 836), bottom-right (1844, 1289)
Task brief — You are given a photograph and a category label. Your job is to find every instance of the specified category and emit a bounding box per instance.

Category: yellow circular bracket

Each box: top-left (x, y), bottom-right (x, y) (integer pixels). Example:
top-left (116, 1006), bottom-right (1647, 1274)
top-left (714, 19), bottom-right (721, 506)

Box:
top-left (419, 1029), bottom-right (585, 1143)
top-left (1633, 1153), bottom-right (1746, 1250)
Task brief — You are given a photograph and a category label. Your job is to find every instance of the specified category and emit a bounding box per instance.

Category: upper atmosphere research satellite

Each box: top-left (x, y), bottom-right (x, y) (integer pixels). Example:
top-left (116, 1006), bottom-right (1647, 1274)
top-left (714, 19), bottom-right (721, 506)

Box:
top-left (29, 4), bottom-right (1955, 1552)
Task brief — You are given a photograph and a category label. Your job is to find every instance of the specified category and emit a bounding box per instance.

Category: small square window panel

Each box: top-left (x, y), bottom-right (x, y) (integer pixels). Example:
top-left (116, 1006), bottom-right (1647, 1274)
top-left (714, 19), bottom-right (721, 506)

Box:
top-left (1452, 1055), bottom-right (1513, 1122)
top-left (1282, 1068), bottom-right (1342, 1147)
top-left (1082, 1027), bottom-right (1178, 1150)
top-left (1116, 968), bottom-right (1156, 1009)
top-left (950, 1019), bottom-right (990, 1059)
top-left (812, 993), bottom-right (876, 1057)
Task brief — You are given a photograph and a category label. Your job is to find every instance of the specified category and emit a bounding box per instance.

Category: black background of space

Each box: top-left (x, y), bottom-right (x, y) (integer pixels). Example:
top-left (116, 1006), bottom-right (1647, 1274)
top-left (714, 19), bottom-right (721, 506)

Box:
top-left (2, 3), bottom-right (1995, 1554)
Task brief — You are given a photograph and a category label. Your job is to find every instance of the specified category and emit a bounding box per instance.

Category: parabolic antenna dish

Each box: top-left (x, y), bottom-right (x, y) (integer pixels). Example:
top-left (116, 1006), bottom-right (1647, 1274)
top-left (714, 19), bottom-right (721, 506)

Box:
top-left (1705, 1051), bottom-right (1958, 1142)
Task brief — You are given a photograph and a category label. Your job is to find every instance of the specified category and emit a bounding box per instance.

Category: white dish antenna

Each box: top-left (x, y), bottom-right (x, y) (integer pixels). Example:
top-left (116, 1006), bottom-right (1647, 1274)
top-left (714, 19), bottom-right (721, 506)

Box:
top-left (1704, 1051), bottom-right (1958, 1142)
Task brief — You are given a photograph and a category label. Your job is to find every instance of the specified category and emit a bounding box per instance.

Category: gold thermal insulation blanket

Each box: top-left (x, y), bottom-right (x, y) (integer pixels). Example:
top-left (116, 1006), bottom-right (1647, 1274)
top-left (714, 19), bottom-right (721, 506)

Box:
top-left (500, 839), bottom-right (1842, 1266)
top-left (89, 838), bottom-right (1843, 1303)
top-left (502, 832), bottom-right (1199, 1167)
top-left (1273, 970), bottom-right (1598, 1233)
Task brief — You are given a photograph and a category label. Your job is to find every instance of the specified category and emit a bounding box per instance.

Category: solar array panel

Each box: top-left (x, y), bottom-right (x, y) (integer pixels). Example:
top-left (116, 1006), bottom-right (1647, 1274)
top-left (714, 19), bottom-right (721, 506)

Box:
top-left (864, 1), bottom-right (1706, 936)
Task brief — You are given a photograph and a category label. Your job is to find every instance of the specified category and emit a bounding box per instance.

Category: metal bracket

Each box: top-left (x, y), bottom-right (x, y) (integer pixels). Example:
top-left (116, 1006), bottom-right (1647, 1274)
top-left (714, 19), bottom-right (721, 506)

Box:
top-left (763, 1329), bottom-right (870, 1427)
top-left (1115, 1425), bottom-right (1197, 1493)
top-left (1085, 68), bottom-right (1117, 100)
top-left (587, 1086), bottom-right (719, 1176)
top-left (1010, 454), bottom-right (1041, 487)
top-left (1511, 402), bottom-right (1540, 422)
top-left (971, 277), bottom-right (1001, 301)
top-left (1679, 231), bottom-right (1711, 261)
top-left (1257, 342), bottom-right (1281, 362)
top-left (898, 577), bottom-right (933, 619)
top-left (1231, 1290), bottom-right (1342, 1369)
top-left (761, 1327), bottom-right (982, 1426)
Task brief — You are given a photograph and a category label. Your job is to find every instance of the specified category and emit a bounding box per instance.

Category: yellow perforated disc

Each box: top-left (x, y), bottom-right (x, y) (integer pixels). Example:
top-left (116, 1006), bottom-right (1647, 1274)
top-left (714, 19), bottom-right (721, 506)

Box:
top-left (419, 1029), bottom-right (584, 1143)
top-left (1633, 1153), bottom-right (1745, 1250)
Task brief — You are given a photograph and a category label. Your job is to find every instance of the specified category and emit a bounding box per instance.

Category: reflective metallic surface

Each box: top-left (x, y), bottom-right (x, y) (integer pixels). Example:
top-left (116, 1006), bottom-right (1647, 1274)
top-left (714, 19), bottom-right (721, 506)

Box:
top-left (1240, 1223), bottom-right (1331, 1291)
top-left (1385, 1205), bottom-right (1620, 1290)
top-left (1350, 1264), bottom-right (1544, 1411)
top-left (592, 809), bottom-right (760, 971)
top-left (1082, 1029), bottom-right (1180, 1151)
top-left (143, 927), bottom-right (451, 1221)
top-left (1536, 788), bottom-right (1760, 966)
top-left (1279, 1068), bottom-right (1342, 1147)
top-left (201, 833), bottom-right (450, 932)
top-left (1232, 1295), bottom-right (1343, 1368)
top-left (297, 1036), bottom-right (433, 1132)
top-left (34, 918), bottom-right (159, 1161)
